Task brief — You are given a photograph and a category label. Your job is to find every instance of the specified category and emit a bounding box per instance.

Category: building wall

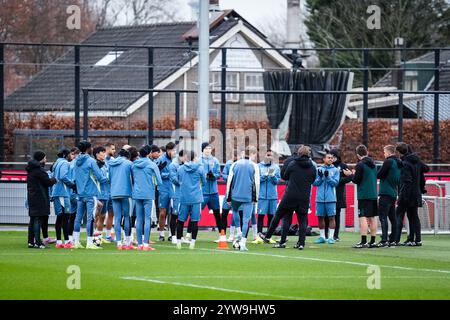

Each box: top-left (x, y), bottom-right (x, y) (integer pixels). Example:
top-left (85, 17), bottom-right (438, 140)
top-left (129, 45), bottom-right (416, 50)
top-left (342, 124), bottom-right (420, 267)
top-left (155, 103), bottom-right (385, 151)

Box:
top-left (127, 31), bottom-right (287, 125)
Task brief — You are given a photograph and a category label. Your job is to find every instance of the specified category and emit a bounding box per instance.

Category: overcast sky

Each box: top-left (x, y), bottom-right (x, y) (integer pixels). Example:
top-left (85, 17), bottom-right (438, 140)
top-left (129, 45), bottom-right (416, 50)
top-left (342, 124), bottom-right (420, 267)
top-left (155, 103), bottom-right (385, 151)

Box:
top-left (178, 0), bottom-right (287, 26)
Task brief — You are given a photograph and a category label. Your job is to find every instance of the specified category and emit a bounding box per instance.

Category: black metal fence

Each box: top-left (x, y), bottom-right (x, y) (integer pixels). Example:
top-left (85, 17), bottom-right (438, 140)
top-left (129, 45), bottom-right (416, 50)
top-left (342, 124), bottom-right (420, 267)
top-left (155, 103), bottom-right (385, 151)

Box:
top-left (1, 42), bottom-right (450, 162)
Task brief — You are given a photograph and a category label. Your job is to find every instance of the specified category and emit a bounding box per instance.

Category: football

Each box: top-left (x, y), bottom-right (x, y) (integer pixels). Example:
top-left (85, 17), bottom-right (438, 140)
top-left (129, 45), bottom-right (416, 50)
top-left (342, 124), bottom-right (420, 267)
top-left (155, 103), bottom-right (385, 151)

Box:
top-left (232, 239), bottom-right (240, 250)
top-left (92, 237), bottom-right (102, 247)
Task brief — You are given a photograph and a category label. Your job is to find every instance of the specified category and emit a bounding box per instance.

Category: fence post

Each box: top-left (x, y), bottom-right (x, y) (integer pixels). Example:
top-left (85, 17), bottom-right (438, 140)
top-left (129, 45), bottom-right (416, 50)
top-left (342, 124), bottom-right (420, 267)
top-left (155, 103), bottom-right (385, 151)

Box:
top-left (221, 47), bottom-right (227, 162)
top-left (434, 198), bottom-right (439, 235)
top-left (175, 91), bottom-right (180, 129)
top-left (362, 49), bottom-right (369, 147)
top-left (398, 92), bottom-right (403, 142)
top-left (74, 45), bottom-right (80, 146)
top-left (82, 89), bottom-right (88, 140)
top-left (148, 47), bottom-right (154, 145)
top-left (0, 43), bottom-right (4, 162)
top-left (433, 49), bottom-right (440, 164)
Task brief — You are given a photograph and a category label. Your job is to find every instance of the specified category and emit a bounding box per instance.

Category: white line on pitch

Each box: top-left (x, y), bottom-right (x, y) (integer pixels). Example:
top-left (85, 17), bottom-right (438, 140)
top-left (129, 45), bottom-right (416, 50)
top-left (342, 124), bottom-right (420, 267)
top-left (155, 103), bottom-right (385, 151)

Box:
top-left (153, 244), bottom-right (450, 275)
top-left (121, 276), bottom-right (306, 300)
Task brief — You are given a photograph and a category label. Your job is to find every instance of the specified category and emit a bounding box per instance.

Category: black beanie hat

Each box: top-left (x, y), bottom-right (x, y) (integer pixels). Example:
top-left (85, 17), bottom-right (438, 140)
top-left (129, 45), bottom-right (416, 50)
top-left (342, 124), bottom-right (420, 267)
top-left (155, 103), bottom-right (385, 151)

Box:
top-left (57, 148), bottom-right (70, 159)
top-left (33, 151), bottom-right (46, 162)
top-left (78, 140), bottom-right (92, 153)
top-left (201, 142), bottom-right (210, 152)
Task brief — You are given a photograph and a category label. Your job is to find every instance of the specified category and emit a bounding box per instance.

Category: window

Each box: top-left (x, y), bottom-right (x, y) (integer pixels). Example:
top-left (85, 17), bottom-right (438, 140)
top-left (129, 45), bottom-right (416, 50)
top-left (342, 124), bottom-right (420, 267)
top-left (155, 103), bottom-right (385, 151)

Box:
top-left (244, 73), bottom-right (265, 103)
top-left (212, 72), bottom-right (239, 103)
top-left (94, 51), bottom-right (124, 66)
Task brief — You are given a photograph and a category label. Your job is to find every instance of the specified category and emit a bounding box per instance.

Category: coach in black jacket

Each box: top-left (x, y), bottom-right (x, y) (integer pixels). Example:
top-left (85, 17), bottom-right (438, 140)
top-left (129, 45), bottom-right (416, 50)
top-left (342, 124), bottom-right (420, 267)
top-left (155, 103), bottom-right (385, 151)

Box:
top-left (394, 143), bottom-right (429, 246)
top-left (263, 146), bottom-right (317, 249)
top-left (26, 151), bottom-right (56, 248)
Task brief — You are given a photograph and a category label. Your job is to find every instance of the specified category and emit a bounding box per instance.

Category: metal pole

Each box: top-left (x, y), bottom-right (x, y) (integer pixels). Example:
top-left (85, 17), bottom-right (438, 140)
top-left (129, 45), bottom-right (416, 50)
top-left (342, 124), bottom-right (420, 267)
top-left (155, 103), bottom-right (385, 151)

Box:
top-left (398, 92), bottom-right (403, 142)
top-left (362, 49), bottom-right (369, 147)
top-left (220, 48), bottom-right (227, 162)
top-left (82, 89), bottom-right (88, 140)
top-left (175, 91), bottom-right (180, 129)
top-left (0, 44), bottom-right (4, 162)
top-left (148, 48), bottom-right (154, 145)
top-left (197, 0), bottom-right (210, 152)
top-left (74, 45), bottom-right (80, 145)
top-left (433, 49), bottom-right (440, 163)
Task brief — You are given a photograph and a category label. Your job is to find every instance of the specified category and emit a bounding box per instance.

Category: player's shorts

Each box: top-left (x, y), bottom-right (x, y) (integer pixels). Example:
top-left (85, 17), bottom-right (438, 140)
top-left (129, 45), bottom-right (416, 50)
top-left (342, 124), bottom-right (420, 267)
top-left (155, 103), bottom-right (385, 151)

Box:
top-left (316, 202), bottom-right (336, 217)
top-left (257, 199), bottom-right (277, 215)
top-left (172, 198), bottom-right (180, 215)
top-left (53, 196), bottom-right (70, 215)
top-left (202, 193), bottom-right (220, 211)
top-left (158, 191), bottom-right (171, 210)
top-left (178, 203), bottom-right (202, 222)
top-left (98, 199), bottom-right (109, 215)
top-left (358, 199), bottom-right (378, 217)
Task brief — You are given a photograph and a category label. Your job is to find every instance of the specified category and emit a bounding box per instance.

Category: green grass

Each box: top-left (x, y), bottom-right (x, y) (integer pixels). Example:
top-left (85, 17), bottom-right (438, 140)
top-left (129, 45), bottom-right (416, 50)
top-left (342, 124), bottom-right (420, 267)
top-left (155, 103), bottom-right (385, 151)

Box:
top-left (1, 230), bottom-right (450, 300)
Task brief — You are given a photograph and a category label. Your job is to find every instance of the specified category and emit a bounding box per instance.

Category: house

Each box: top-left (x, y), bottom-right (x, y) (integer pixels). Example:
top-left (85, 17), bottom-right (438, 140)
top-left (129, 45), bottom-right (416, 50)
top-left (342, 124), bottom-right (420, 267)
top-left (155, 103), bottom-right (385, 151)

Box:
top-left (347, 48), bottom-right (450, 120)
top-left (4, 10), bottom-right (292, 125)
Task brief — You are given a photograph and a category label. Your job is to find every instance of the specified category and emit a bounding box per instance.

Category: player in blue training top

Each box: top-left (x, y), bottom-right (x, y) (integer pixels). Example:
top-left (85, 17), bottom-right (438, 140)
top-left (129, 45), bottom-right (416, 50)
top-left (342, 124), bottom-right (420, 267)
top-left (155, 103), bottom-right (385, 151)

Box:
top-left (226, 146), bottom-right (260, 251)
top-left (199, 142), bottom-right (222, 242)
top-left (176, 151), bottom-right (206, 250)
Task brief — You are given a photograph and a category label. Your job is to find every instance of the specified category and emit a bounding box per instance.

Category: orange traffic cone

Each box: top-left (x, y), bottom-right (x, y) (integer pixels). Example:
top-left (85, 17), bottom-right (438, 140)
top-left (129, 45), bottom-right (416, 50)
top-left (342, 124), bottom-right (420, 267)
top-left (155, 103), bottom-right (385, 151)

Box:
top-left (217, 230), bottom-right (229, 250)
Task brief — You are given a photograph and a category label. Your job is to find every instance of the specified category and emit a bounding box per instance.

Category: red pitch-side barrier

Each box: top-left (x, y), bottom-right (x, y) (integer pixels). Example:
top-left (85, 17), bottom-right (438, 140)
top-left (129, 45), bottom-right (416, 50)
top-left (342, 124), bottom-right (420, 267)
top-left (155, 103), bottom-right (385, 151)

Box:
top-left (1, 170), bottom-right (448, 228)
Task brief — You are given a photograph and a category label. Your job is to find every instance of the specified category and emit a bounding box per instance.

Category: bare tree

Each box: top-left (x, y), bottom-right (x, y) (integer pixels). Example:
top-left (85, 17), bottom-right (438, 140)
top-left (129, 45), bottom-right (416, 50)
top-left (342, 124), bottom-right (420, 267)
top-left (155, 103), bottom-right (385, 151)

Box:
top-left (93, 0), bottom-right (182, 27)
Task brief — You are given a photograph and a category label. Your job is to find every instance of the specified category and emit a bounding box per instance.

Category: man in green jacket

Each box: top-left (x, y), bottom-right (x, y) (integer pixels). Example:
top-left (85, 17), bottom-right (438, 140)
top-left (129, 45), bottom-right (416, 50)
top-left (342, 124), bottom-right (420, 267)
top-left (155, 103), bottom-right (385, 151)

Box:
top-left (352, 145), bottom-right (378, 248)
top-left (377, 145), bottom-right (401, 247)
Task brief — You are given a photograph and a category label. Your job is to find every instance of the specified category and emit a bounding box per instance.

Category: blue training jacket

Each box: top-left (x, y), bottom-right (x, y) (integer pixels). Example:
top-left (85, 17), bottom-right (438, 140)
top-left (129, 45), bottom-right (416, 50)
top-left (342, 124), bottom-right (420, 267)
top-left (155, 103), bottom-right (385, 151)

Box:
top-left (156, 153), bottom-right (173, 195)
top-left (200, 155), bottom-right (221, 195)
top-left (51, 158), bottom-right (74, 198)
top-left (177, 161), bottom-right (206, 205)
top-left (73, 153), bottom-right (107, 198)
top-left (131, 156), bottom-right (162, 200)
top-left (258, 161), bottom-right (280, 200)
top-left (226, 158), bottom-right (260, 203)
top-left (169, 159), bottom-right (182, 200)
top-left (108, 156), bottom-right (133, 198)
top-left (313, 164), bottom-right (340, 203)
top-left (97, 161), bottom-right (110, 200)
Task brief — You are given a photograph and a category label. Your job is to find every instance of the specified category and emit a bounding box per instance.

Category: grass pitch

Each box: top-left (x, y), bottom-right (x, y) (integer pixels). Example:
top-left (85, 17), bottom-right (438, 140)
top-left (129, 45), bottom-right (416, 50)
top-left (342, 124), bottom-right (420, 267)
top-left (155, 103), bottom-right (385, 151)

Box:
top-left (1, 230), bottom-right (450, 300)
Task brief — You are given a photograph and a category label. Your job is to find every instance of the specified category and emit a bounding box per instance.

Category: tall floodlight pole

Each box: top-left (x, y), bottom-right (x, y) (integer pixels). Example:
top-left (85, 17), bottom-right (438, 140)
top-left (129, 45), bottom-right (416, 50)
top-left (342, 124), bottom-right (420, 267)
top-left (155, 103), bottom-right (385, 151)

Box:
top-left (197, 0), bottom-right (210, 153)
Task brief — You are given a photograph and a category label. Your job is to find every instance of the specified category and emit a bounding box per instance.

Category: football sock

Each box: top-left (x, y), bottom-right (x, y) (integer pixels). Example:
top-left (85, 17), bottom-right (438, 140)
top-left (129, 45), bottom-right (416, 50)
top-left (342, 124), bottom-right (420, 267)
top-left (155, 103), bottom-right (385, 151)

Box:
top-left (55, 215), bottom-right (63, 241)
top-left (176, 220), bottom-right (184, 240)
top-left (267, 214), bottom-right (273, 231)
top-left (73, 231), bottom-right (80, 244)
top-left (213, 210), bottom-right (221, 232)
top-left (87, 236), bottom-right (93, 246)
top-left (319, 229), bottom-right (325, 239)
top-left (370, 236), bottom-right (376, 244)
top-left (361, 235), bottom-right (367, 244)
top-left (221, 209), bottom-right (229, 233)
top-left (229, 226), bottom-right (235, 237)
top-left (191, 222), bottom-right (199, 240)
top-left (257, 215), bottom-right (264, 234)
top-left (329, 229), bottom-right (335, 240)
top-left (252, 224), bottom-right (258, 239)
top-left (170, 214), bottom-right (177, 236)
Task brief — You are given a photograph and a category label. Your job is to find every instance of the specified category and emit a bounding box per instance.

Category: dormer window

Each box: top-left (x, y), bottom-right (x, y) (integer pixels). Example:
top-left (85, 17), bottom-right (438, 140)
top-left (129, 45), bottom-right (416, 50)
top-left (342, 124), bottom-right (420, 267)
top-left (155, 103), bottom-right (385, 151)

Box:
top-left (404, 70), bottom-right (418, 91)
top-left (95, 51), bottom-right (124, 66)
